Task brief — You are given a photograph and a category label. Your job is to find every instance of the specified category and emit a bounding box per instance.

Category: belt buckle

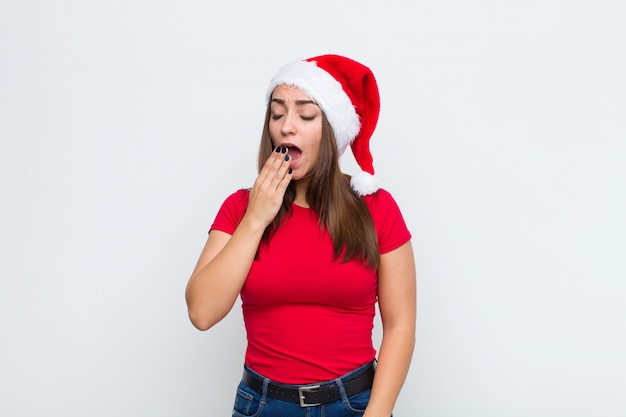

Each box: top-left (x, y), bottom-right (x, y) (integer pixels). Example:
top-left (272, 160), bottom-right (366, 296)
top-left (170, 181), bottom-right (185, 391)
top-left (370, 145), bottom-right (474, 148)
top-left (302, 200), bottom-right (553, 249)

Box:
top-left (298, 384), bottom-right (321, 407)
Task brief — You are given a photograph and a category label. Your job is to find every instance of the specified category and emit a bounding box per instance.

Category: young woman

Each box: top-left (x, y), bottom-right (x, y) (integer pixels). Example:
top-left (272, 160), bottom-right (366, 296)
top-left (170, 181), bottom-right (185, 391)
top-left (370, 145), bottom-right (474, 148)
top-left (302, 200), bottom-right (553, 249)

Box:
top-left (186, 54), bottom-right (416, 417)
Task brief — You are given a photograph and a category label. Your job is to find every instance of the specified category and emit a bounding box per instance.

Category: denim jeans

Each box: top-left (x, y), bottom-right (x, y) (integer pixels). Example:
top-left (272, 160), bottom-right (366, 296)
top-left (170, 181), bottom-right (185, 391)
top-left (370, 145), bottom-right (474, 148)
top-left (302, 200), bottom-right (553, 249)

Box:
top-left (232, 362), bottom-right (377, 417)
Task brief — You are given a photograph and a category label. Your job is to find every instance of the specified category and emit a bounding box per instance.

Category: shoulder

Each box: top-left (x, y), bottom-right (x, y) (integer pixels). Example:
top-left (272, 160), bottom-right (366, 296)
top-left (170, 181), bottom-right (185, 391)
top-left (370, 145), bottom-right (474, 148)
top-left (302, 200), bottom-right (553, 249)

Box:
top-left (362, 188), bottom-right (411, 254)
top-left (362, 188), bottom-right (401, 212)
top-left (210, 189), bottom-right (250, 234)
top-left (222, 188), bottom-right (250, 207)
top-left (219, 188), bottom-right (251, 218)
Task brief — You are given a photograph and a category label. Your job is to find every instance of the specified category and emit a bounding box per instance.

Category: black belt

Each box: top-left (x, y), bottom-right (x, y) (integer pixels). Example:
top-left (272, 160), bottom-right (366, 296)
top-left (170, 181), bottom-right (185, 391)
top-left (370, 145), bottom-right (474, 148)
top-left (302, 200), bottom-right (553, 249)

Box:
top-left (241, 364), bottom-right (375, 407)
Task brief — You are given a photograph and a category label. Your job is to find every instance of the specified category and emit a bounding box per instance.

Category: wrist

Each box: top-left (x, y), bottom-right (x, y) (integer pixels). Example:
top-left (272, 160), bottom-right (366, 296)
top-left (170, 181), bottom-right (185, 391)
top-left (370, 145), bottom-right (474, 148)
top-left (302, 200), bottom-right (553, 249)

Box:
top-left (238, 214), bottom-right (270, 236)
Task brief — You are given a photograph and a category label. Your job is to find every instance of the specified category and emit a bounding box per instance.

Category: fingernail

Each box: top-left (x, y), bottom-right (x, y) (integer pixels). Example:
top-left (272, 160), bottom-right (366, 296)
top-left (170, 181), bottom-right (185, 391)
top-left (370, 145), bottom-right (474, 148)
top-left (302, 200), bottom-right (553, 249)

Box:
top-left (281, 146), bottom-right (287, 154)
top-left (288, 168), bottom-right (293, 174)
top-left (274, 146), bottom-right (281, 153)
top-left (285, 154), bottom-right (290, 161)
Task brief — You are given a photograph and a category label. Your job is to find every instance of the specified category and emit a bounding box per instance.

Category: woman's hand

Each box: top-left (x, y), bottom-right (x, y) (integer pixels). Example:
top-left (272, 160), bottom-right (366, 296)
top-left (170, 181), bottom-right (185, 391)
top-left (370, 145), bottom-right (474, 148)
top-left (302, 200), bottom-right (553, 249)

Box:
top-left (246, 146), bottom-right (293, 228)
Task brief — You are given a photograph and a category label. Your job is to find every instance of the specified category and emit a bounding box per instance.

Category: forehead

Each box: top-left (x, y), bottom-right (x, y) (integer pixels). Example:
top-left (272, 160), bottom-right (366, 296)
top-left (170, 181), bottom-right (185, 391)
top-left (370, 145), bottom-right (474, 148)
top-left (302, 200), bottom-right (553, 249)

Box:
top-left (271, 84), bottom-right (316, 103)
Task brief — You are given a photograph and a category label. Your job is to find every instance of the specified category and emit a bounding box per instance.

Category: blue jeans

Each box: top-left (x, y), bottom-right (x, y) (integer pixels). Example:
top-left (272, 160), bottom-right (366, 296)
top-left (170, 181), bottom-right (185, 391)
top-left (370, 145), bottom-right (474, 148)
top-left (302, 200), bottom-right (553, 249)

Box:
top-left (232, 362), bottom-right (377, 417)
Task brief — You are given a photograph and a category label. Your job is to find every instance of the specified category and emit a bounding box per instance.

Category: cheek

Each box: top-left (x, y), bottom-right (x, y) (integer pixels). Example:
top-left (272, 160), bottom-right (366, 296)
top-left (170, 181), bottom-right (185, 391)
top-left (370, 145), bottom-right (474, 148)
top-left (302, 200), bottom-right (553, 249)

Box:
top-left (303, 141), bottom-right (323, 168)
top-left (303, 124), bottom-right (323, 148)
top-left (268, 122), bottom-right (279, 139)
top-left (309, 132), bottom-right (323, 155)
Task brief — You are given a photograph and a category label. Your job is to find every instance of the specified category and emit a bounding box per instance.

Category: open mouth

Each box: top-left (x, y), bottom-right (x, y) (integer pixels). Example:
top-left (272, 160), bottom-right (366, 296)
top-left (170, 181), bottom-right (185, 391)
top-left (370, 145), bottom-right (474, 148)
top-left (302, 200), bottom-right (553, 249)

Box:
top-left (285, 145), bottom-right (302, 162)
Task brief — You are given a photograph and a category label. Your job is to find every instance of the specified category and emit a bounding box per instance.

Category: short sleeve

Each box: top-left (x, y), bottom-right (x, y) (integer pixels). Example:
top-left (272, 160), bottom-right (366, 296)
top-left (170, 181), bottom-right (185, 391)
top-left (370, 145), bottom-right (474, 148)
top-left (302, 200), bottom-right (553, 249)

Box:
top-left (209, 189), bottom-right (250, 235)
top-left (364, 189), bottom-right (412, 254)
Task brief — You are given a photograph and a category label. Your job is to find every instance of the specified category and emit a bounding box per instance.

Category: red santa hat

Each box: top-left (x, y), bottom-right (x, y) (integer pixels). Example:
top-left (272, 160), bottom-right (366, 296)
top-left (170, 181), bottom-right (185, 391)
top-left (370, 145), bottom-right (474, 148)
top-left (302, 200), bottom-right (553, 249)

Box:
top-left (266, 54), bottom-right (381, 196)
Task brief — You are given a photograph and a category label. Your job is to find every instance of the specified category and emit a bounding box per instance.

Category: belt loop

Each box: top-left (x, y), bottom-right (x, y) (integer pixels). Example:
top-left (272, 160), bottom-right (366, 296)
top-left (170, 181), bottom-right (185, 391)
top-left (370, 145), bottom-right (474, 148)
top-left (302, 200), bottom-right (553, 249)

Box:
top-left (334, 373), bottom-right (350, 404)
top-left (261, 375), bottom-right (270, 398)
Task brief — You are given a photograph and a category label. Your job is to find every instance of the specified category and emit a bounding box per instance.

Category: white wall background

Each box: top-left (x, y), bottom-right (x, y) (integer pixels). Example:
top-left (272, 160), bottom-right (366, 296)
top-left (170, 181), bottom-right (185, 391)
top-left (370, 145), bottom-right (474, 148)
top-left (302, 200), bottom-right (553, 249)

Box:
top-left (1, 1), bottom-right (625, 416)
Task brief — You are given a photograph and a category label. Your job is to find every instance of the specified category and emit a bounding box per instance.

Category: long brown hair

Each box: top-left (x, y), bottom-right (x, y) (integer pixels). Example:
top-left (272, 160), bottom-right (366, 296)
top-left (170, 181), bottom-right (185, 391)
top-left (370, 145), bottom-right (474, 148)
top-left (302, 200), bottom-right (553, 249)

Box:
top-left (257, 106), bottom-right (380, 269)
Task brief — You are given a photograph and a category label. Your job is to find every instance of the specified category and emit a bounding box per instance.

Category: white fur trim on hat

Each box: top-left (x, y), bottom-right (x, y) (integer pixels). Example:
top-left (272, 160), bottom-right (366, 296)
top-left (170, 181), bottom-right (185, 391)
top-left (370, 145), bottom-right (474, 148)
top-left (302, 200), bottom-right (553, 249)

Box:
top-left (350, 171), bottom-right (381, 197)
top-left (266, 60), bottom-right (360, 155)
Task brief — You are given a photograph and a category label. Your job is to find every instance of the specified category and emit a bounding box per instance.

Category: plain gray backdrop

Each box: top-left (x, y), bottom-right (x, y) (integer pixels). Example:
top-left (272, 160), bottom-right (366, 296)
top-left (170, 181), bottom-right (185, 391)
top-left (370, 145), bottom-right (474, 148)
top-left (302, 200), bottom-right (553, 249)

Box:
top-left (1, 0), bottom-right (625, 416)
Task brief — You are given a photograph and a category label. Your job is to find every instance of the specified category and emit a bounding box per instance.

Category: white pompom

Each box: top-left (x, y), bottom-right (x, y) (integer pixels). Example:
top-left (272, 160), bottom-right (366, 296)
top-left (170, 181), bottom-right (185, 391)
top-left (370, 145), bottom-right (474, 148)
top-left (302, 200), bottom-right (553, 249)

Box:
top-left (350, 171), bottom-right (381, 196)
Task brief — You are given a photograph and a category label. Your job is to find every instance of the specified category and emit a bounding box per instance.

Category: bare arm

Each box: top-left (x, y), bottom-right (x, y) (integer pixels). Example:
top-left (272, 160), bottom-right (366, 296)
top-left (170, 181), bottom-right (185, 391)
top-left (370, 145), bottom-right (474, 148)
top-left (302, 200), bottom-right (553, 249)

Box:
top-left (185, 147), bottom-right (292, 330)
top-left (364, 241), bottom-right (416, 417)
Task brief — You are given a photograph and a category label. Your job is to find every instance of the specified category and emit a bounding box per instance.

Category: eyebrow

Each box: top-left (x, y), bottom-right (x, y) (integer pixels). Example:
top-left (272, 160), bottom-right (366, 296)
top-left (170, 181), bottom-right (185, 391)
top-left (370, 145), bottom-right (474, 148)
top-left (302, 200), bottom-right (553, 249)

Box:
top-left (271, 98), bottom-right (317, 106)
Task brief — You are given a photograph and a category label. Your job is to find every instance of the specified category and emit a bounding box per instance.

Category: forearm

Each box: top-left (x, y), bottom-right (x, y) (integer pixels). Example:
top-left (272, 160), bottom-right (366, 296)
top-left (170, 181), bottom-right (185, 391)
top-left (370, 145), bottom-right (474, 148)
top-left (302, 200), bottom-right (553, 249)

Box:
top-left (185, 216), bottom-right (265, 330)
top-left (364, 324), bottom-right (415, 417)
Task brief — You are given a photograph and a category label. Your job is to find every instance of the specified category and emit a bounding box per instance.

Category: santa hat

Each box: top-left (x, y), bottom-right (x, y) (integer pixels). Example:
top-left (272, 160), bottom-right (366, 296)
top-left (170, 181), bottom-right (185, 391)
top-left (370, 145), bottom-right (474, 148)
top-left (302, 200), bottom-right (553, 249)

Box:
top-left (266, 54), bottom-right (381, 196)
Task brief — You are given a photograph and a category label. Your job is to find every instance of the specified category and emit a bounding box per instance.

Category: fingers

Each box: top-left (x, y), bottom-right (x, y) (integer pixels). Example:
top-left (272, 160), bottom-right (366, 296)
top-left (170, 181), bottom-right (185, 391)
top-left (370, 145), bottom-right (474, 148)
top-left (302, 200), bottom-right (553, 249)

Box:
top-left (246, 146), bottom-right (293, 227)
top-left (257, 146), bottom-right (292, 189)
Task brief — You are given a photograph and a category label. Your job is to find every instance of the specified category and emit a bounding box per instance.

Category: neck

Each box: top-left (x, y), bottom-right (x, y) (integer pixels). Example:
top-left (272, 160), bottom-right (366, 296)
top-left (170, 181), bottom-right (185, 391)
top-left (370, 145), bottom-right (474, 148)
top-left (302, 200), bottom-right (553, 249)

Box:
top-left (293, 179), bottom-right (310, 208)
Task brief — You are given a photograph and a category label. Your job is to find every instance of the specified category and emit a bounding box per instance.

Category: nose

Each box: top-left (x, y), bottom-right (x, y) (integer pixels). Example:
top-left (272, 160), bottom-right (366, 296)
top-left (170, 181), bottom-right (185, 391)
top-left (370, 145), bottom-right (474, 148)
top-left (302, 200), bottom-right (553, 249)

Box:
top-left (280, 112), bottom-right (296, 135)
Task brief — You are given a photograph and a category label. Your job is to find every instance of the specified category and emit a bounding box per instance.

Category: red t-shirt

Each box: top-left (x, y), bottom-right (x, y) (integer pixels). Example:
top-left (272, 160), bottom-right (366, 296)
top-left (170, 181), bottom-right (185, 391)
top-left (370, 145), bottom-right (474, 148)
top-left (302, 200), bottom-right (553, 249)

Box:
top-left (210, 188), bottom-right (411, 383)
